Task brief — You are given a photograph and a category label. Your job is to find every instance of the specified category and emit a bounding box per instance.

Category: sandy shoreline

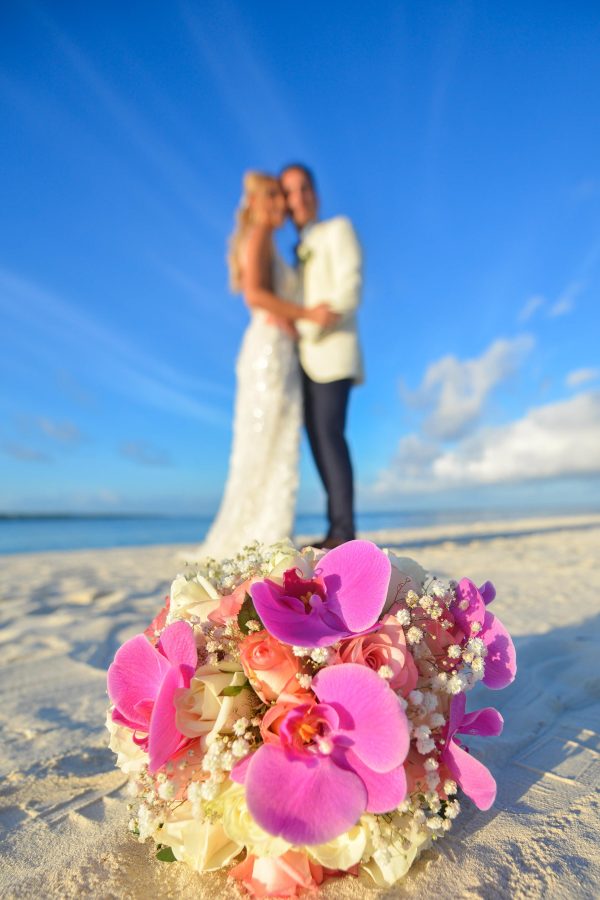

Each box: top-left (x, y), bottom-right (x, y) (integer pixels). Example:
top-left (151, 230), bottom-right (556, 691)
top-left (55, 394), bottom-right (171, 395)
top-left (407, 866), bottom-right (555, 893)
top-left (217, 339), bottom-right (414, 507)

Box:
top-left (1, 514), bottom-right (599, 898)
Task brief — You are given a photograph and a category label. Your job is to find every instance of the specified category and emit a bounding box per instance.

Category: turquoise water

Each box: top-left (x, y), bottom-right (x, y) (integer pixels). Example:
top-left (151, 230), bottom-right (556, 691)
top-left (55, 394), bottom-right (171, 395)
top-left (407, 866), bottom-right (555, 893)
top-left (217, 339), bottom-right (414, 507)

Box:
top-left (0, 506), bottom-right (593, 554)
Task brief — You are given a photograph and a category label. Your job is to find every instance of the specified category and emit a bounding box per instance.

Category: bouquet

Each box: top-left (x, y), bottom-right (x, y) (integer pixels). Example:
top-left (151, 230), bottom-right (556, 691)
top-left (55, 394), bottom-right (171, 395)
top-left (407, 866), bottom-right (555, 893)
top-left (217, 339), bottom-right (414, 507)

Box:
top-left (106, 540), bottom-right (516, 897)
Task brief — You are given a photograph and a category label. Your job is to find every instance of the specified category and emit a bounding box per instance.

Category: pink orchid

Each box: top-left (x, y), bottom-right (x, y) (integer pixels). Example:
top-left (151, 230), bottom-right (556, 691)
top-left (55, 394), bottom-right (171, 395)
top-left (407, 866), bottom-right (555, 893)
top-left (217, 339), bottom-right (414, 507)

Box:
top-left (231, 663), bottom-right (409, 845)
top-left (250, 540), bottom-right (392, 648)
top-left (107, 620), bottom-right (197, 773)
top-left (452, 579), bottom-right (517, 689)
top-left (441, 693), bottom-right (503, 810)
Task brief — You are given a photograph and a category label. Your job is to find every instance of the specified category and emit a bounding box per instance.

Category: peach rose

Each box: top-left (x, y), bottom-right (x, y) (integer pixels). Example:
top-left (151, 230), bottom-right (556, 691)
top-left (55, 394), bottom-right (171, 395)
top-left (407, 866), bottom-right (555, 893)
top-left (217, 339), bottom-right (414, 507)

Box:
top-left (143, 597), bottom-right (170, 644)
top-left (208, 578), bottom-right (254, 626)
top-left (162, 739), bottom-right (208, 801)
top-left (404, 744), bottom-right (430, 795)
top-left (335, 614), bottom-right (418, 697)
top-left (409, 607), bottom-right (463, 671)
top-left (259, 694), bottom-right (315, 746)
top-left (229, 850), bottom-right (323, 898)
top-left (239, 630), bottom-right (303, 703)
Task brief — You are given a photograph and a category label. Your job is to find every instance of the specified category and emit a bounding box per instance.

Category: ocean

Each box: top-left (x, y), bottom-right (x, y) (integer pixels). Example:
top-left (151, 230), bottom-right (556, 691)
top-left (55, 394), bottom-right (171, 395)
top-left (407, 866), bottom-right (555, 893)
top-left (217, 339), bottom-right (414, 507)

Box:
top-left (0, 506), bottom-right (592, 554)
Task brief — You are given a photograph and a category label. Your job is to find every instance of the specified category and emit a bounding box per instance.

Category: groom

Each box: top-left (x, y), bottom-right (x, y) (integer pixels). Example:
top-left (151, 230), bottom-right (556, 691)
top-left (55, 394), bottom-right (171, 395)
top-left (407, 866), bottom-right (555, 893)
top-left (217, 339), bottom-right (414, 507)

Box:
top-left (280, 163), bottom-right (363, 550)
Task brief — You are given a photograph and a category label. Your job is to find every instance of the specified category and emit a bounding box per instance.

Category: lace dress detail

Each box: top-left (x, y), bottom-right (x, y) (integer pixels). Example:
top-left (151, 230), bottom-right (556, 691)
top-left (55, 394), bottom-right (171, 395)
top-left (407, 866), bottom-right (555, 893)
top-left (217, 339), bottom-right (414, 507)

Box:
top-left (198, 253), bottom-right (301, 560)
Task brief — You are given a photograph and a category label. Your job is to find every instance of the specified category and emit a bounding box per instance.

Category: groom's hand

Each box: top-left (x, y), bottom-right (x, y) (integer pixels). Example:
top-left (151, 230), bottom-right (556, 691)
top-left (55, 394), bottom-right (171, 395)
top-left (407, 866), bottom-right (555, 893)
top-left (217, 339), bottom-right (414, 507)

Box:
top-left (308, 303), bottom-right (340, 329)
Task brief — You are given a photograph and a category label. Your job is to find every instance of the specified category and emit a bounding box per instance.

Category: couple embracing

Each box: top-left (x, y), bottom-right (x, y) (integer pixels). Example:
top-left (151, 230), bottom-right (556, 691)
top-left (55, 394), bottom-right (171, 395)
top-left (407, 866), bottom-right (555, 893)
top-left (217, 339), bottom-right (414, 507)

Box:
top-left (200, 164), bottom-right (363, 560)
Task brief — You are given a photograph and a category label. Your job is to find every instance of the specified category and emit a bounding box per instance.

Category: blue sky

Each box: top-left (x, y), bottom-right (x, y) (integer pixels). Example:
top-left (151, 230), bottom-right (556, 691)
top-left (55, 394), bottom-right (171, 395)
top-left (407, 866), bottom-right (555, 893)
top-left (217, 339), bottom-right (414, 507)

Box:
top-left (1, 0), bottom-right (599, 515)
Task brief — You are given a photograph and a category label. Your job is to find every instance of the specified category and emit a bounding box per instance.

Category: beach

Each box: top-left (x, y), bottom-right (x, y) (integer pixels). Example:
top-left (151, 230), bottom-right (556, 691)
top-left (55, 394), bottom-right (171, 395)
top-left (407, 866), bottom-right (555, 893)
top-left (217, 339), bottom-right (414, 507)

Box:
top-left (1, 514), bottom-right (599, 899)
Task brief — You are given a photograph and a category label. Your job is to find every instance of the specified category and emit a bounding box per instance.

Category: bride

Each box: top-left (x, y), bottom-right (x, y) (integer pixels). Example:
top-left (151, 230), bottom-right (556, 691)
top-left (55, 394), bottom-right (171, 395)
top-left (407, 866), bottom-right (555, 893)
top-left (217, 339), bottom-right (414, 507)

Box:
top-left (198, 171), bottom-right (337, 560)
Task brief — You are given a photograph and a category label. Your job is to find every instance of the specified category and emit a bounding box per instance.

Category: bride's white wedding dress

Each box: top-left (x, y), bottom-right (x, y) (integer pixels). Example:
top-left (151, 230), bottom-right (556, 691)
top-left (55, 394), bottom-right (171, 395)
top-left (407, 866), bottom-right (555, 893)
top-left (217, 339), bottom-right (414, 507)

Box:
top-left (199, 252), bottom-right (302, 560)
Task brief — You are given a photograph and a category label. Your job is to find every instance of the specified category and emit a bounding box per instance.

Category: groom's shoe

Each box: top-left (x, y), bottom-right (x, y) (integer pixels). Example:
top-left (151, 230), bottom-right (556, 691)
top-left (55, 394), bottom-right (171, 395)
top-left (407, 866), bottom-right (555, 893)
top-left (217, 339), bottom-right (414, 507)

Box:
top-left (313, 536), bottom-right (353, 550)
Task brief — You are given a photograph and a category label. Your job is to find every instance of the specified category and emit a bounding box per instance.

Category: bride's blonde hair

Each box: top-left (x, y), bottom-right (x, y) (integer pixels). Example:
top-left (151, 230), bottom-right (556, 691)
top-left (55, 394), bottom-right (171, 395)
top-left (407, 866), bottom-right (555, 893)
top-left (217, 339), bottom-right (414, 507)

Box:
top-left (227, 171), bottom-right (279, 293)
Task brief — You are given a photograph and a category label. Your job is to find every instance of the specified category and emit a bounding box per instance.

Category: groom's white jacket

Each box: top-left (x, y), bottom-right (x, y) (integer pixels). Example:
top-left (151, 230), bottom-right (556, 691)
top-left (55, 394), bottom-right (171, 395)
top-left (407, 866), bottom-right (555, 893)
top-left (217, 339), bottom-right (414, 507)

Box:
top-left (296, 216), bottom-right (364, 384)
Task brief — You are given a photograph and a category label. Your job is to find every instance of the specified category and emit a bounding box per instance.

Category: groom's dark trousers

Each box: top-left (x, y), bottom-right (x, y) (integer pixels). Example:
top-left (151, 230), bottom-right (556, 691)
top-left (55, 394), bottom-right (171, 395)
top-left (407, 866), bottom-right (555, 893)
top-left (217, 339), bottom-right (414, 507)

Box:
top-left (301, 368), bottom-right (355, 541)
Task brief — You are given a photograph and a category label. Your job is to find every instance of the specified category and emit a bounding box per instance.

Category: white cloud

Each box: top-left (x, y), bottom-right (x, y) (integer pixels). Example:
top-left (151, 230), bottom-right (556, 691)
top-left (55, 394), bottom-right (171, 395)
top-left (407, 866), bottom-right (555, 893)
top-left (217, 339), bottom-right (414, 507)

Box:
top-left (518, 294), bottom-right (545, 324)
top-left (20, 416), bottom-right (82, 444)
top-left (402, 335), bottom-right (534, 440)
top-left (2, 443), bottom-right (51, 463)
top-left (383, 434), bottom-right (441, 481)
top-left (37, 418), bottom-right (81, 443)
top-left (374, 390), bottom-right (600, 494)
top-left (518, 269), bottom-right (590, 325)
top-left (566, 368), bottom-right (600, 389)
top-left (548, 280), bottom-right (584, 317)
top-left (120, 441), bottom-right (171, 466)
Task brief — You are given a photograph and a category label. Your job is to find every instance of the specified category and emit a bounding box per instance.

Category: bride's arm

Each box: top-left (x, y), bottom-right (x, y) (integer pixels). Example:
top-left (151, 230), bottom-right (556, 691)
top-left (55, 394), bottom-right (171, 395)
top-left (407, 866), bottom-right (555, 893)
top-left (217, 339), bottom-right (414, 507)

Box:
top-left (242, 226), bottom-right (336, 327)
top-left (268, 316), bottom-right (299, 339)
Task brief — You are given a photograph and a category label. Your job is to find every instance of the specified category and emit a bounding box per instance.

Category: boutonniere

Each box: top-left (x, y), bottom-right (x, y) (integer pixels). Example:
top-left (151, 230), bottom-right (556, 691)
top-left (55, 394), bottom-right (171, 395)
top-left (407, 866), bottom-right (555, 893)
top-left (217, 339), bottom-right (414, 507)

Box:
top-left (296, 243), bottom-right (313, 265)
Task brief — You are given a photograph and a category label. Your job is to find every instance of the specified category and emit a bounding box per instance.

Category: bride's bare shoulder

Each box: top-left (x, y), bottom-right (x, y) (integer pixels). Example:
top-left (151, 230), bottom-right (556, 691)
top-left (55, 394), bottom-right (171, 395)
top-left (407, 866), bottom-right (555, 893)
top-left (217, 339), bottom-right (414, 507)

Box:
top-left (240, 226), bottom-right (273, 289)
top-left (243, 224), bottom-right (272, 258)
top-left (241, 226), bottom-right (272, 267)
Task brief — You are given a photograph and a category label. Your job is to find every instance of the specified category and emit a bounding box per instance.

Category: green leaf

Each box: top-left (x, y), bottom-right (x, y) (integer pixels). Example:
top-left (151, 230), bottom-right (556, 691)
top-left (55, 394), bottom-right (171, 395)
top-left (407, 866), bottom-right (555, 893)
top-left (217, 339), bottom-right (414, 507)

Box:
top-left (237, 592), bottom-right (263, 635)
top-left (156, 846), bottom-right (176, 863)
top-left (220, 682), bottom-right (248, 697)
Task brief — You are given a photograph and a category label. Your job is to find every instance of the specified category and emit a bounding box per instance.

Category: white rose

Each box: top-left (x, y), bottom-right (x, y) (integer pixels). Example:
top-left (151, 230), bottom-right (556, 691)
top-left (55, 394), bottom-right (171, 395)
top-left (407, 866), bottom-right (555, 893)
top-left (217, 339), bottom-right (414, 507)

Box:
top-left (218, 782), bottom-right (291, 858)
top-left (361, 816), bottom-right (431, 886)
top-left (174, 666), bottom-right (254, 746)
top-left (105, 711), bottom-right (147, 774)
top-left (267, 544), bottom-right (326, 583)
top-left (168, 572), bottom-right (221, 621)
top-left (383, 550), bottom-right (427, 612)
top-left (159, 800), bottom-right (242, 872)
top-left (307, 816), bottom-right (374, 869)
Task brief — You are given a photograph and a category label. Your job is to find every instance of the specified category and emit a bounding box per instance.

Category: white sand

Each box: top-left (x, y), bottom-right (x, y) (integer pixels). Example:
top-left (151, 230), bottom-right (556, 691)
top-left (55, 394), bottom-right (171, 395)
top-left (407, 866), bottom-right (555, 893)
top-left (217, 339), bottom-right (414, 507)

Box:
top-left (1, 514), bottom-right (599, 899)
